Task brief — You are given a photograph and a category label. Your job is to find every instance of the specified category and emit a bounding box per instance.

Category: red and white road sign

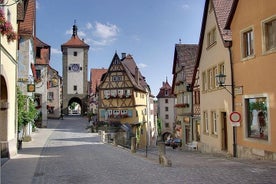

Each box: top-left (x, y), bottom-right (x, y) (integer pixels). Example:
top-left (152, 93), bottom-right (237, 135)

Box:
top-left (230, 111), bottom-right (241, 126)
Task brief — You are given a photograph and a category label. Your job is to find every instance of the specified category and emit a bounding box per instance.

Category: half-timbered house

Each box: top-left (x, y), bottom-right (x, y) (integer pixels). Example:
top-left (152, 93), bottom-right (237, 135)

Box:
top-left (98, 53), bottom-right (150, 148)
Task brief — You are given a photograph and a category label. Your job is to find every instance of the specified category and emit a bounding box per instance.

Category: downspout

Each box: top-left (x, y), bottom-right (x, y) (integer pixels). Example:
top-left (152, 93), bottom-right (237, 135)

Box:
top-left (227, 42), bottom-right (237, 157)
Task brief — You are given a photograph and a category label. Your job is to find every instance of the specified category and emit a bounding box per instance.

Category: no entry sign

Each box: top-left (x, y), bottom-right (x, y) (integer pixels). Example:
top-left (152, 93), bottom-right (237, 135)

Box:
top-left (230, 111), bottom-right (241, 126)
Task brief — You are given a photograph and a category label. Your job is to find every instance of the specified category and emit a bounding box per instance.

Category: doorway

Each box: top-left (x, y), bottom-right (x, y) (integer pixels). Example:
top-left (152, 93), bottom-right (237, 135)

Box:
top-left (221, 112), bottom-right (228, 151)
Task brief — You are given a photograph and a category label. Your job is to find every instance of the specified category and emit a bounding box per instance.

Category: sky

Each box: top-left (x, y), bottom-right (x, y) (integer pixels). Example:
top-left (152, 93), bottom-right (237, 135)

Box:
top-left (36, 0), bottom-right (205, 97)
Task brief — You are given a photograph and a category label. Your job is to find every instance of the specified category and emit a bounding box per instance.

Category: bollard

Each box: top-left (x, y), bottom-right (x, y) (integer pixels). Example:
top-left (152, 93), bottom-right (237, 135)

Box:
top-left (158, 142), bottom-right (166, 156)
top-left (107, 133), bottom-right (111, 143)
top-left (101, 131), bottom-right (105, 142)
top-left (113, 135), bottom-right (117, 146)
top-left (158, 142), bottom-right (172, 167)
top-left (131, 137), bottom-right (136, 153)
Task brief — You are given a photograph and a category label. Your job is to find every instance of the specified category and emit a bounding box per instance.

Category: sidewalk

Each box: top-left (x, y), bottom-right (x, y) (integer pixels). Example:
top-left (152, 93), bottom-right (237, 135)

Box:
top-left (1, 120), bottom-right (60, 184)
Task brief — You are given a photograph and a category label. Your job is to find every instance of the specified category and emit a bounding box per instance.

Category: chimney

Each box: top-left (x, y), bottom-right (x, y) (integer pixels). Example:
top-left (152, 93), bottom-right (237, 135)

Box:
top-left (121, 53), bottom-right (126, 59)
top-left (135, 66), bottom-right (140, 84)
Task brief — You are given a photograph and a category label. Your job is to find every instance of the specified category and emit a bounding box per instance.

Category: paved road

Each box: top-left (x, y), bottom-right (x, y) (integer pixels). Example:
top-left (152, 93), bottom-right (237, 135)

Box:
top-left (2, 116), bottom-right (276, 184)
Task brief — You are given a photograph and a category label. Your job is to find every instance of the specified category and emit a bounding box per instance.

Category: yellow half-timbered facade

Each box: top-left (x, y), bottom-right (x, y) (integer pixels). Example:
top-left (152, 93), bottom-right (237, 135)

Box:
top-left (98, 53), bottom-right (150, 148)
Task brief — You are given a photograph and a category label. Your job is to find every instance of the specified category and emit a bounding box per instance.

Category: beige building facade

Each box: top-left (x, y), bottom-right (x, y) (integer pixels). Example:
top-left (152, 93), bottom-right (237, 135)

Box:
top-left (0, 1), bottom-right (19, 157)
top-left (196, 0), bottom-right (234, 155)
top-left (227, 0), bottom-right (276, 159)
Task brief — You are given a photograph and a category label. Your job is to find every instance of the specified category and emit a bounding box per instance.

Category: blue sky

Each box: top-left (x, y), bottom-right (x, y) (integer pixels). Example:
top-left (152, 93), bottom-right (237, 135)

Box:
top-left (36, 0), bottom-right (204, 97)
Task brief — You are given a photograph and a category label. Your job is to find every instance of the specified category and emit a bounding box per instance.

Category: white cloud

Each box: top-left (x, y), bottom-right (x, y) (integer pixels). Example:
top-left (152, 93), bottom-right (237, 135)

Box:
top-left (51, 48), bottom-right (61, 54)
top-left (77, 30), bottom-right (86, 38)
top-left (64, 21), bottom-right (120, 47)
top-left (138, 63), bottom-right (147, 68)
top-left (86, 22), bottom-right (93, 30)
top-left (36, 1), bottom-right (40, 9)
top-left (181, 4), bottom-right (190, 9)
top-left (93, 22), bottom-right (119, 39)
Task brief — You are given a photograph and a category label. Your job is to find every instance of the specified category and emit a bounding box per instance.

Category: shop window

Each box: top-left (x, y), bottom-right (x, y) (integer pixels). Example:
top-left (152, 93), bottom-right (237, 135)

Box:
top-left (245, 96), bottom-right (268, 140)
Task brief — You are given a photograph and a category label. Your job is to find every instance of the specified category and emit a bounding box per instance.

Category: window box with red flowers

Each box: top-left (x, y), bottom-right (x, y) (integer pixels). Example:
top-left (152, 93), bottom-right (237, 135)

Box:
top-left (0, 10), bottom-right (17, 42)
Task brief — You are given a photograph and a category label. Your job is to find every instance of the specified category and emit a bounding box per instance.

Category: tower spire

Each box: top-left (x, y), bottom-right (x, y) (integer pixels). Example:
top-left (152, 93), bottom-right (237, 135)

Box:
top-left (72, 20), bottom-right (78, 37)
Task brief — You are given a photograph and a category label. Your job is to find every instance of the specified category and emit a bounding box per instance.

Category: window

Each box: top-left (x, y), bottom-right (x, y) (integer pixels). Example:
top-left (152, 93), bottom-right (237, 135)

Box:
top-left (203, 111), bottom-right (209, 133)
top-left (165, 99), bottom-right (168, 103)
top-left (165, 90), bottom-right (168, 96)
top-left (165, 122), bottom-right (169, 128)
top-left (207, 66), bottom-right (217, 90)
top-left (112, 75), bottom-right (122, 81)
top-left (36, 47), bottom-right (41, 58)
top-left (263, 16), bottom-right (276, 52)
top-left (207, 28), bottom-right (216, 47)
top-left (242, 28), bottom-right (254, 58)
top-left (211, 111), bottom-right (217, 135)
top-left (165, 107), bottom-right (168, 112)
top-left (194, 90), bottom-right (200, 105)
top-left (74, 51), bottom-right (77, 56)
top-left (165, 114), bottom-right (169, 119)
top-left (202, 71), bottom-right (207, 91)
top-left (73, 85), bottom-right (77, 91)
top-left (48, 92), bottom-right (54, 100)
top-left (245, 96), bottom-right (268, 140)
top-left (36, 70), bottom-right (41, 80)
top-left (217, 63), bottom-right (225, 86)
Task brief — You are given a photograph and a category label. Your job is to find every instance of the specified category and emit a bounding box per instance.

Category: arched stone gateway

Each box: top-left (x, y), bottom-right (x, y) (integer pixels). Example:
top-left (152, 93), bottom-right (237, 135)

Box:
top-left (68, 97), bottom-right (82, 115)
top-left (162, 132), bottom-right (173, 142)
top-left (0, 75), bottom-right (9, 157)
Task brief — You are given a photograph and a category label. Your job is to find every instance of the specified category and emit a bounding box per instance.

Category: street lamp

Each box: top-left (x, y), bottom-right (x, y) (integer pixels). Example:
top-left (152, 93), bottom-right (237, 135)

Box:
top-left (215, 73), bottom-right (237, 157)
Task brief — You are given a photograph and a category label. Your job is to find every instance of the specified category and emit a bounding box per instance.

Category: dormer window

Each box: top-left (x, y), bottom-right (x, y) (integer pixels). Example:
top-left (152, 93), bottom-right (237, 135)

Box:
top-left (165, 90), bottom-right (168, 96)
top-left (36, 47), bottom-right (42, 58)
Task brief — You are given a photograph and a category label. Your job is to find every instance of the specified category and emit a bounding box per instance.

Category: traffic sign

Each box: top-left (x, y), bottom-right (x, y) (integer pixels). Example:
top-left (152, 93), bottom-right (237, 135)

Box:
top-left (230, 111), bottom-right (241, 126)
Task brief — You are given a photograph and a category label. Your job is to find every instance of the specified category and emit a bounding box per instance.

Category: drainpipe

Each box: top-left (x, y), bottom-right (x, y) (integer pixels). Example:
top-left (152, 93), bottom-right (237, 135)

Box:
top-left (227, 42), bottom-right (237, 158)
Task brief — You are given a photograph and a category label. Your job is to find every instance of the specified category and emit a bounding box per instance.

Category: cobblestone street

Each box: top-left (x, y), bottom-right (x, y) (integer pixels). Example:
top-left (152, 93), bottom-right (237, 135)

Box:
top-left (2, 116), bottom-right (276, 184)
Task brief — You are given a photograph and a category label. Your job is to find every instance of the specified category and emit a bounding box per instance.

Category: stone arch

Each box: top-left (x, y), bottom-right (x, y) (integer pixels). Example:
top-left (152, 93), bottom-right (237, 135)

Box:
top-left (162, 131), bottom-right (173, 142)
top-left (0, 75), bottom-right (9, 157)
top-left (68, 97), bottom-right (82, 115)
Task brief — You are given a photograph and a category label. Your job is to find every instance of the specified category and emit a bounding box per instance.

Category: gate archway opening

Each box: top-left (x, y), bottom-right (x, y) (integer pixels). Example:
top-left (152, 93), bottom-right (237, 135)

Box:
top-left (0, 75), bottom-right (9, 157)
top-left (68, 97), bottom-right (82, 115)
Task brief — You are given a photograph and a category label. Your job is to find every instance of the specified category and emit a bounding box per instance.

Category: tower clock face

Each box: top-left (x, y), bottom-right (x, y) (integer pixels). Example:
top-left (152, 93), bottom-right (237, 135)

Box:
top-left (70, 64), bottom-right (80, 72)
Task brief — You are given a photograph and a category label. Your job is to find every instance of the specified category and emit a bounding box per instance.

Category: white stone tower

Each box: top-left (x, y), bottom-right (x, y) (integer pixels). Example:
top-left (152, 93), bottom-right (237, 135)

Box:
top-left (61, 22), bottom-right (90, 115)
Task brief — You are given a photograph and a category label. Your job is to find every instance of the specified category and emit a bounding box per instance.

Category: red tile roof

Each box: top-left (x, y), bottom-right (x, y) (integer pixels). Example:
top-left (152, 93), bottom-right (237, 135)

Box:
top-left (172, 44), bottom-right (198, 85)
top-left (212, 0), bottom-right (234, 41)
top-left (156, 80), bottom-right (175, 98)
top-left (121, 54), bottom-right (148, 92)
top-left (90, 68), bottom-right (108, 94)
top-left (18, 0), bottom-right (35, 36)
top-left (61, 35), bottom-right (89, 48)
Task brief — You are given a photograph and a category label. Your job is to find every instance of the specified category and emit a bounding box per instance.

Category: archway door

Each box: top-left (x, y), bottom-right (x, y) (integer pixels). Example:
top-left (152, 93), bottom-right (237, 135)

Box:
top-left (68, 97), bottom-right (82, 115)
top-left (0, 75), bottom-right (9, 157)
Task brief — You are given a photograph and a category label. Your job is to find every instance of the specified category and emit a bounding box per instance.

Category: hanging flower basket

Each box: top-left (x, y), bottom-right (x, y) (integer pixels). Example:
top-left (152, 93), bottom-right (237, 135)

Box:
top-left (0, 10), bottom-right (17, 42)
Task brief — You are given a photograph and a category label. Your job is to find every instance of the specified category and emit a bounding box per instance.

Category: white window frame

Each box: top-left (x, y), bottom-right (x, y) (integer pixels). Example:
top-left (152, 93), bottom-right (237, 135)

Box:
top-left (211, 111), bottom-right (217, 135)
top-left (203, 111), bottom-right (209, 133)
top-left (241, 26), bottom-right (255, 60)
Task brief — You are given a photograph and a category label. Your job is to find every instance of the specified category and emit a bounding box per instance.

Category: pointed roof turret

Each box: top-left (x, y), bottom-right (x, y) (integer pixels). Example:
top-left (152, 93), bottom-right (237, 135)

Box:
top-left (61, 21), bottom-right (89, 50)
top-left (72, 20), bottom-right (77, 37)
